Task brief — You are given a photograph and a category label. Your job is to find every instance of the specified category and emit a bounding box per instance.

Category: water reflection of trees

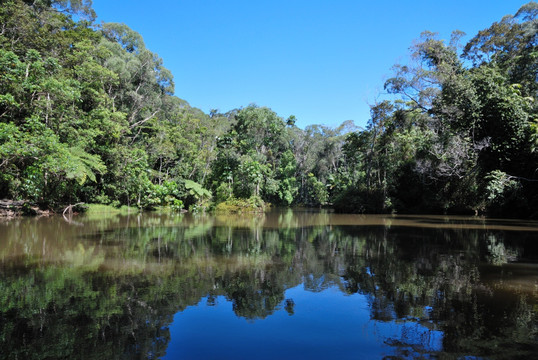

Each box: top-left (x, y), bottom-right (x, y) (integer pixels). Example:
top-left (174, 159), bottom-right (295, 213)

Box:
top-left (340, 226), bottom-right (538, 358)
top-left (0, 214), bottom-right (537, 359)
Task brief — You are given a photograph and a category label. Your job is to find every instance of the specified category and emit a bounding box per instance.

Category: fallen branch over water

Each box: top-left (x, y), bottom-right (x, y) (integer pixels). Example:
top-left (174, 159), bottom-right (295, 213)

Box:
top-left (62, 202), bottom-right (85, 216)
top-left (62, 203), bottom-right (85, 225)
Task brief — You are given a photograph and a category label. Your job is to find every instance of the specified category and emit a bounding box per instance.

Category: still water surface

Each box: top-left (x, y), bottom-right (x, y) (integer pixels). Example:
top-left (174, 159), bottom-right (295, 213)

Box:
top-left (1, 209), bottom-right (537, 359)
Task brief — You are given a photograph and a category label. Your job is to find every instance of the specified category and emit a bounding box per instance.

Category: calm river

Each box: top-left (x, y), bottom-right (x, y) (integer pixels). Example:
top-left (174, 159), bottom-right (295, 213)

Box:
top-left (1, 209), bottom-right (537, 359)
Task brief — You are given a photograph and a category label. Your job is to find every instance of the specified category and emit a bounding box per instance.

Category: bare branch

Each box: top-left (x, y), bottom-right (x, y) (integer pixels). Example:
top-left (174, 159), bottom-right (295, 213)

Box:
top-left (129, 110), bottom-right (159, 129)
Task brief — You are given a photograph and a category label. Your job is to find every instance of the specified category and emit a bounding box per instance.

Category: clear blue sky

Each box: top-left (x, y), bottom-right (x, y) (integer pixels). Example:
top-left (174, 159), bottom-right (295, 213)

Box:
top-left (92, 0), bottom-right (530, 129)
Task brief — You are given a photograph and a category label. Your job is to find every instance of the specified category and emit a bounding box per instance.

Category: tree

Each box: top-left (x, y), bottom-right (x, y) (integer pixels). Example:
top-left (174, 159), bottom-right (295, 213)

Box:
top-left (463, 2), bottom-right (538, 98)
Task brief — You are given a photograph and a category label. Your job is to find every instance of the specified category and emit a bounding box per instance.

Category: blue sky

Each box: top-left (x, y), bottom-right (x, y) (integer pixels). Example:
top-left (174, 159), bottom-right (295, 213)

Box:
top-left (92, 0), bottom-right (530, 129)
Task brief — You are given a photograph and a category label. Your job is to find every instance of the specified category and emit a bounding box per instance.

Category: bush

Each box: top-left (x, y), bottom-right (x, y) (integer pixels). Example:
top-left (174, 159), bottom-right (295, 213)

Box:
top-left (215, 196), bottom-right (266, 213)
top-left (333, 187), bottom-right (387, 214)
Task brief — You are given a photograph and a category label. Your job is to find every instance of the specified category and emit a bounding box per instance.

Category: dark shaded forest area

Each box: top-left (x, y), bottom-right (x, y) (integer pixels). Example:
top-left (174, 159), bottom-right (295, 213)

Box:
top-left (1, 0), bottom-right (537, 216)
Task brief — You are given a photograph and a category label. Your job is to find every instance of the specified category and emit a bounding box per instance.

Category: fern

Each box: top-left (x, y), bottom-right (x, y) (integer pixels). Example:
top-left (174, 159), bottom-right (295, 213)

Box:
top-left (184, 179), bottom-right (211, 199)
top-left (65, 147), bottom-right (107, 185)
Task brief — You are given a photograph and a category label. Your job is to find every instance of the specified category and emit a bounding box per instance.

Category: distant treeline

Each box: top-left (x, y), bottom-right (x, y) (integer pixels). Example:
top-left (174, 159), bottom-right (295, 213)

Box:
top-left (0, 0), bottom-right (537, 216)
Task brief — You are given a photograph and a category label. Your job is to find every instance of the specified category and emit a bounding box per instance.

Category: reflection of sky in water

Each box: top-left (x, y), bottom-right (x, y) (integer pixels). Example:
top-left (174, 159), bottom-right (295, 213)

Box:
top-left (165, 284), bottom-right (443, 359)
top-left (3, 212), bottom-right (535, 359)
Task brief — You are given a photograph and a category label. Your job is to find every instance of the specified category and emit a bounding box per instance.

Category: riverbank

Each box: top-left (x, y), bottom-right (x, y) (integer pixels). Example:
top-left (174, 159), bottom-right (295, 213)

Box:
top-left (0, 201), bottom-right (135, 219)
top-left (0, 199), bottom-right (55, 218)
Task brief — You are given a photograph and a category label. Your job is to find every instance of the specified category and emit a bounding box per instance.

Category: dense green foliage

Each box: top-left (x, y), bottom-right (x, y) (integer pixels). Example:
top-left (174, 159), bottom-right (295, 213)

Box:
top-left (1, 0), bottom-right (537, 216)
top-left (360, 4), bottom-right (538, 216)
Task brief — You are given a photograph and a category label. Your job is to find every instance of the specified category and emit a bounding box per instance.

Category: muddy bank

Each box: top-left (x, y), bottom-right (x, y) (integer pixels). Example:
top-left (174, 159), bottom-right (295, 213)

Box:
top-left (0, 199), bottom-right (54, 218)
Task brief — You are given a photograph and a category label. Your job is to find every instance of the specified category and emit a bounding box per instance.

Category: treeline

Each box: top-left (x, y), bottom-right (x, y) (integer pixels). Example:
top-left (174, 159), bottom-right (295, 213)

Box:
top-left (345, 3), bottom-right (538, 216)
top-left (0, 0), bottom-right (537, 216)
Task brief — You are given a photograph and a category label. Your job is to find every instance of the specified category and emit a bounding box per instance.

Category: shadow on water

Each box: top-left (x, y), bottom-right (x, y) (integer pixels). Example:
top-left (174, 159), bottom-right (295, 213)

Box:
top-left (0, 209), bottom-right (537, 359)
